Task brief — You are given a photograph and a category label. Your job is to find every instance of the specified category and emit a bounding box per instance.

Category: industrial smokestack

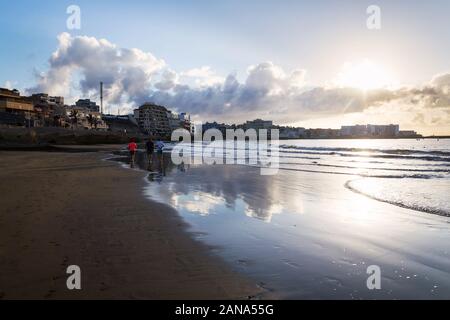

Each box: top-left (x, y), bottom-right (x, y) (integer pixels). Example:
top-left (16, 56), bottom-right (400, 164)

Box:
top-left (100, 82), bottom-right (103, 114)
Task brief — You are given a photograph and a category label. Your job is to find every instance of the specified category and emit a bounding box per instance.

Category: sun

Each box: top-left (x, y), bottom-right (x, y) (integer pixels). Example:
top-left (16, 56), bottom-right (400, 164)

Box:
top-left (336, 59), bottom-right (395, 90)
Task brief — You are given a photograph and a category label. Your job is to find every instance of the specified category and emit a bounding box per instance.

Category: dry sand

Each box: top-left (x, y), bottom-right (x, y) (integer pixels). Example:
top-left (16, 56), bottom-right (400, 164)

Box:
top-left (0, 150), bottom-right (261, 299)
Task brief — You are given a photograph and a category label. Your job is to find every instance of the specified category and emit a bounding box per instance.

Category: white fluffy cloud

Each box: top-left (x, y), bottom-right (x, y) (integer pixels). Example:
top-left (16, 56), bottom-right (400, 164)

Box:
top-left (3, 80), bottom-right (16, 90)
top-left (28, 33), bottom-right (450, 126)
top-left (154, 69), bottom-right (179, 91)
top-left (181, 66), bottom-right (224, 87)
top-left (149, 66), bottom-right (450, 124)
top-left (29, 33), bottom-right (165, 110)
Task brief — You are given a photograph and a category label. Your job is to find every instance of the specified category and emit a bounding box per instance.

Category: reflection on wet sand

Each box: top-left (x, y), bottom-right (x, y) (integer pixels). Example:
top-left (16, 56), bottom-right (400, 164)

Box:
top-left (130, 150), bottom-right (298, 222)
top-left (112, 149), bottom-right (450, 299)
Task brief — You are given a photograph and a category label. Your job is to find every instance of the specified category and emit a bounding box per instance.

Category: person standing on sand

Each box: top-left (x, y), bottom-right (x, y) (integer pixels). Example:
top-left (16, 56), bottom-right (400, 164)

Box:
top-left (127, 138), bottom-right (138, 166)
top-left (146, 138), bottom-right (155, 163)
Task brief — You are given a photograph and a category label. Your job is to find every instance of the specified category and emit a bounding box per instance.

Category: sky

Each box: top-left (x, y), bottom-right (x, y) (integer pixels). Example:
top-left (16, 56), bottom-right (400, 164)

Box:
top-left (0, 0), bottom-right (449, 135)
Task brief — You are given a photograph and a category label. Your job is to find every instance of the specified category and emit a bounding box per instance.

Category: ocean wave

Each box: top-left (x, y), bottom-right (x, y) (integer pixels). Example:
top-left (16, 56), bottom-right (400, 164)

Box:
top-left (159, 143), bottom-right (450, 162)
top-left (308, 162), bottom-right (450, 173)
top-left (273, 161), bottom-right (450, 174)
top-left (277, 149), bottom-right (450, 162)
top-left (253, 165), bottom-right (442, 179)
top-left (345, 179), bottom-right (450, 217)
top-left (279, 145), bottom-right (450, 157)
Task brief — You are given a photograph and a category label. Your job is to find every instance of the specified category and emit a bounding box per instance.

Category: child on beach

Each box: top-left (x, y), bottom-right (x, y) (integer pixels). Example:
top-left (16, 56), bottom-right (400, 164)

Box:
top-left (127, 138), bottom-right (138, 165)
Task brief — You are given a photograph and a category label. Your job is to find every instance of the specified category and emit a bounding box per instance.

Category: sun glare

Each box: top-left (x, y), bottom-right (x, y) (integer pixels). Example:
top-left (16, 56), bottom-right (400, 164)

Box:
top-left (336, 59), bottom-right (395, 90)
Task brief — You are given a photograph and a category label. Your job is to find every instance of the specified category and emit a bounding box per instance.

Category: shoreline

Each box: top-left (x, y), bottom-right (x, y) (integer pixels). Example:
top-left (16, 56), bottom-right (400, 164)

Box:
top-left (0, 149), bottom-right (264, 299)
top-left (139, 156), bottom-right (450, 299)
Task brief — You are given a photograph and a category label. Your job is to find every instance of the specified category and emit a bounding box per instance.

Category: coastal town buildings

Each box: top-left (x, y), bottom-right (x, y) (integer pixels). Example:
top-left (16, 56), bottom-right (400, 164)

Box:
top-left (167, 111), bottom-right (191, 132)
top-left (134, 103), bottom-right (171, 138)
top-left (198, 119), bottom-right (420, 139)
top-left (30, 93), bottom-right (66, 127)
top-left (341, 124), bottom-right (400, 137)
top-left (167, 111), bottom-right (180, 132)
top-left (0, 87), bottom-right (109, 130)
top-left (75, 99), bottom-right (100, 112)
top-left (243, 119), bottom-right (274, 130)
top-left (30, 93), bottom-right (64, 108)
top-left (0, 88), bottom-right (35, 127)
top-left (367, 124), bottom-right (400, 137)
top-left (179, 113), bottom-right (192, 132)
top-left (398, 130), bottom-right (420, 138)
top-left (279, 127), bottom-right (306, 139)
top-left (201, 122), bottom-right (231, 135)
top-left (0, 87), bottom-right (423, 139)
top-left (306, 128), bottom-right (341, 139)
top-left (65, 105), bottom-right (108, 130)
top-left (134, 103), bottom-right (192, 138)
top-left (102, 114), bottom-right (140, 134)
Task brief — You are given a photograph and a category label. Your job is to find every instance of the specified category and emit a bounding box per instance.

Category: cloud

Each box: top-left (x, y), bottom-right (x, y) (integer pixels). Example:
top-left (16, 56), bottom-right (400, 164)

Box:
top-left (28, 32), bottom-right (165, 109)
top-left (245, 62), bottom-right (306, 93)
top-left (27, 33), bottom-right (449, 125)
top-left (3, 80), bottom-right (16, 90)
top-left (148, 62), bottom-right (311, 122)
top-left (181, 66), bottom-right (224, 87)
top-left (154, 69), bottom-right (178, 91)
top-left (149, 68), bottom-right (450, 124)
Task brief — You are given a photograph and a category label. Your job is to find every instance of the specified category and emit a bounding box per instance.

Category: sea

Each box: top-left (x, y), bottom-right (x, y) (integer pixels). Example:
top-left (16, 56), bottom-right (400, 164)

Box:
top-left (119, 138), bottom-right (450, 299)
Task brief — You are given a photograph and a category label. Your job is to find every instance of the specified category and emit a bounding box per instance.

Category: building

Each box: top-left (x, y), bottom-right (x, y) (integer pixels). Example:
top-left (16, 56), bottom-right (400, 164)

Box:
top-left (202, 121), bottom-right (228, 133)
top-left (244, 119), bottom-right (273, 130)
top-left (30, 93), bottom-right (64, 108)
top-left (179, 112), bottom-right (191, 131)
top-left (167, 111), bottom-right (181, 131)
top-left (367, 124), bottom-right (399, 137)
top-left (102, 115), bottom-right (139, 134)
top-left (167, 111), bottom-right (192, 133)
top-left (398, 130), bottom-right (421, 138)
top-left (306, 128), bottom-right (341, 139)
top-left (279, 126), bottom-right (306, 139)
top-left (340, 124), bottom-right (400, 138)
top-left (134, 103), bottom-right (192, 138)
top-left (0, 88), bottom-right (35, 127)
top-left (134, 103), bottom-right (171, 138)
top-left (0, 88), bottom-right (34, 116)
top-left (202, 122), bottom-right (230, 136)
top-left (341, 125), bottom-right (368, 136)
top-left (30, 93), bottom-right (66, 127)
top-left (66, 106), bottom-right (108, 130)
top-left (75, 99), bottom-right (100, 112)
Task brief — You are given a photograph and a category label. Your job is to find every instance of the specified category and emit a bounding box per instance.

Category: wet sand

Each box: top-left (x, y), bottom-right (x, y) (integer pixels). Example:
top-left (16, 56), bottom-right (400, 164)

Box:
top-left (139, 156), bottom-right (450, 299)
top-left (0, 150), bottom-right (262, 299)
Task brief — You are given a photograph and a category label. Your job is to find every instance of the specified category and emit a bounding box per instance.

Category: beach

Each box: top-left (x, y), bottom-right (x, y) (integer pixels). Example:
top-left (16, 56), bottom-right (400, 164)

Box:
top-left (134, 139), bottom-right (450, 299)
top-left (0, 150), bottom-right (262, 299)
top-left (1, 138), bottom-right (450, 300)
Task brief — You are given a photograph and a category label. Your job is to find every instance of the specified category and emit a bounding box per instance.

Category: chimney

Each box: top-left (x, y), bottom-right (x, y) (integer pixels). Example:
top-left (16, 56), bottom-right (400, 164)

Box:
top-left (100, 82), bottom-right (103, 114)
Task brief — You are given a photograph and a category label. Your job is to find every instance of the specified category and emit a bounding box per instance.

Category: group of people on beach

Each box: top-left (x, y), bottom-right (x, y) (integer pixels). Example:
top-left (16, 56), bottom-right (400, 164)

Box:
top-left (127, 137), bottom-right (165, 168)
